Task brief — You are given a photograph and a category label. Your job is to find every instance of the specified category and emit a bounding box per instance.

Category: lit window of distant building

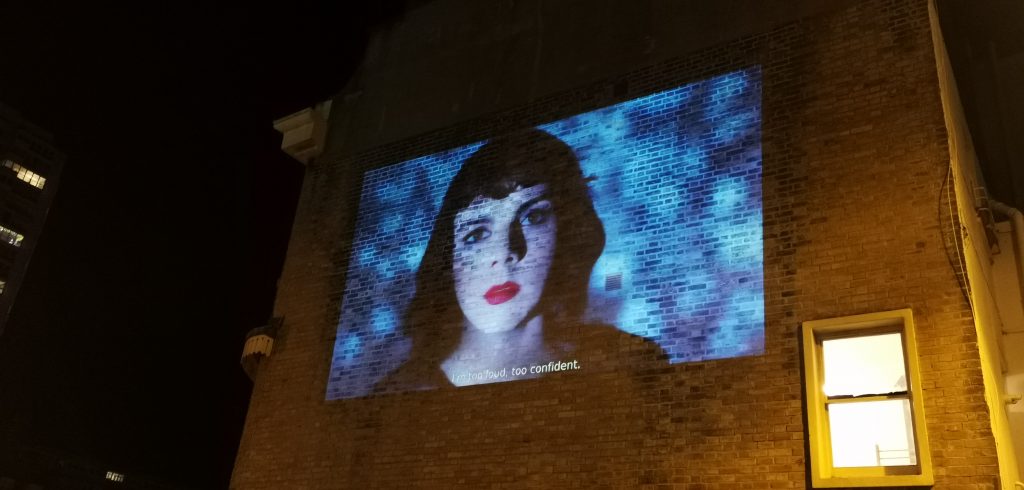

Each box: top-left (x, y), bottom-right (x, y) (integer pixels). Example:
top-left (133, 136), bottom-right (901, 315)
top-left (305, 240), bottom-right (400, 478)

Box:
top-left (2, 159), bottom-right (46, 189)
top-left (0, 279), bottom-right (5, 295)
top-left (0, 225), bottom-right (24, 247)
top-left (105, 471), bottom-right (125, 483)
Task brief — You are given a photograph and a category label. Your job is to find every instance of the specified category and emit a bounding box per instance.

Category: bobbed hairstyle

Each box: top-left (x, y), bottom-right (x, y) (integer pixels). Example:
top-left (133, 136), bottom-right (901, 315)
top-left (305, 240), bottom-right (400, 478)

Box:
top-left (402, 127), bottom-right (605, 363)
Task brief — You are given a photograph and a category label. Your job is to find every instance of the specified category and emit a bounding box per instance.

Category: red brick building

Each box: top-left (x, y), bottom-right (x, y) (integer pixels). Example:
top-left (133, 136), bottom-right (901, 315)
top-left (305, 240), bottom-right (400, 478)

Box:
top-left (232, 0), bottom-right (1024, 488)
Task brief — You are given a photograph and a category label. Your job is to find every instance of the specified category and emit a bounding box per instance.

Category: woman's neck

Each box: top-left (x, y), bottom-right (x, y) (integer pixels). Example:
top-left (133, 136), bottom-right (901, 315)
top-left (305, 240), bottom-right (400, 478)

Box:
top-left (441, 315), bottom-right (551, 386)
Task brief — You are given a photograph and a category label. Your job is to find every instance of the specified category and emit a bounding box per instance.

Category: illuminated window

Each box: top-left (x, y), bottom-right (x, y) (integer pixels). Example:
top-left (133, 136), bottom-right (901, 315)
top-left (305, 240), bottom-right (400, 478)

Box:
top-left (0, 279), bottom-right (5, 295)
top-left (801, 309), bottom-right (933, 487)
top-left (105, 471), bottom-right (125, 482)
top-left (0, 225), bottom-right (24, 247)
top-left (2, 159), bottom-right (46, 189)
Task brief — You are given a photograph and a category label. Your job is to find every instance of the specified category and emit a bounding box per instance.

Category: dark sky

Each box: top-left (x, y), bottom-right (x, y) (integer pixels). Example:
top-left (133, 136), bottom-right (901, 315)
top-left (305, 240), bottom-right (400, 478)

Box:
top-left (0, 1), bottom-right (404, 487)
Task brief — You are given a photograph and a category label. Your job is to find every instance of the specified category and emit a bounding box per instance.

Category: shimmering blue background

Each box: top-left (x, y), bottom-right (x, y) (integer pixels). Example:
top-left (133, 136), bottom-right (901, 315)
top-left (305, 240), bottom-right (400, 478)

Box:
top-left (328, 67), bottom-right (763, 399)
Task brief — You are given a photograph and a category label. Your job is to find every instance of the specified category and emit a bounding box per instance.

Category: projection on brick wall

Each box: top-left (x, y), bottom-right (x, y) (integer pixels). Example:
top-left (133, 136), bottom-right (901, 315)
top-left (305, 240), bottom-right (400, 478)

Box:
top-left (327, 67), bottom-right (763, 399)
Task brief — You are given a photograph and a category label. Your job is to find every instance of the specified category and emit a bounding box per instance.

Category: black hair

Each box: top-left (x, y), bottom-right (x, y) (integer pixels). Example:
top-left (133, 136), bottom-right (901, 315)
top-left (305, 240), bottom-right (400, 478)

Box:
top-left (401, 127), bottom-right (605, 365)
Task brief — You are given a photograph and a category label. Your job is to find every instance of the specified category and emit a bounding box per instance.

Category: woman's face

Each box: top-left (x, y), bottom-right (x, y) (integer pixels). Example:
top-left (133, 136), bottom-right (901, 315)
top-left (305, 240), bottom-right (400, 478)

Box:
top-left (452, 184), bottom-right (557, 334)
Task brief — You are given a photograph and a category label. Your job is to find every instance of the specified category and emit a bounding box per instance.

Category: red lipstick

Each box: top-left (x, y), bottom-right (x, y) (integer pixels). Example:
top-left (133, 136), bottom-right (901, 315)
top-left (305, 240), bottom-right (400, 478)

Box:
top-left (484, 282), bottom-right (520, 305)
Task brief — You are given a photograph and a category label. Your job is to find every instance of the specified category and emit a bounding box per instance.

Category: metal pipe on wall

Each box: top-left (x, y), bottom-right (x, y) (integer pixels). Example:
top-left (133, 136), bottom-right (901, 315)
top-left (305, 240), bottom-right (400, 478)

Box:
top-left (992, 200), bottom-right (1024, 333)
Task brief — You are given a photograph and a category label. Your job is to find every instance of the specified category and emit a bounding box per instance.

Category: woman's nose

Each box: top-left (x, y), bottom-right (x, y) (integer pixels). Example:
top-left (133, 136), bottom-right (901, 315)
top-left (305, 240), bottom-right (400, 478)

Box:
top-left (491, 222), bottom-right (526, 267)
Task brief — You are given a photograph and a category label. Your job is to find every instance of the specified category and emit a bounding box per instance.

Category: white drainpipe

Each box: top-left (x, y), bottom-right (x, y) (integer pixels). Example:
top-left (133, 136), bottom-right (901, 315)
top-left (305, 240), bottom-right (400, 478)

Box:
top-left (991, 200), bottom-right (1024, 321)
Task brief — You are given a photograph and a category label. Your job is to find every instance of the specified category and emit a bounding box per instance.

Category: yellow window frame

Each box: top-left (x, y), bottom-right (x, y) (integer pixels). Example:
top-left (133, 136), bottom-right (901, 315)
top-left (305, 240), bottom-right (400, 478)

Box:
top-left (801, 309), bottom-right (933, 488)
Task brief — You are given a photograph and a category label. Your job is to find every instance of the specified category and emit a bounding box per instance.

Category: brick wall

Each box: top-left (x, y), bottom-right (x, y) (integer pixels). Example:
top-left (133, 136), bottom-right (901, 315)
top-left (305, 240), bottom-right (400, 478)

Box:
top-left (231, 0), bottom-right (1003, 488)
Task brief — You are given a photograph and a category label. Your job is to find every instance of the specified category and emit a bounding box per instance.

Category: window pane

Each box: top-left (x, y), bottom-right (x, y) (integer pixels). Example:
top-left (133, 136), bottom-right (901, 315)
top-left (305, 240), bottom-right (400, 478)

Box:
top-left (828, 399), bottom-right (916, 467)
top-left (822, 332), bottom-right (906, 396)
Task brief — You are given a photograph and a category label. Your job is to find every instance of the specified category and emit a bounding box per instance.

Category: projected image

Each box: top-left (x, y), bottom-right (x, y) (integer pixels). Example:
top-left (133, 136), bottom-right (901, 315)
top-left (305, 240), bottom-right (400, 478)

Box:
top-left (328, 67), bottom-right (764, 399)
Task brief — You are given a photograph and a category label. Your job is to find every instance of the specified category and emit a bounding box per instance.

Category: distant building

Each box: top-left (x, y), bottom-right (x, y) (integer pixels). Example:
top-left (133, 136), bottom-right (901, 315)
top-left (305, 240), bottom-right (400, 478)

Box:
top-left (0, 443), bottom-right (193, 490)
top-left (0, 103), bottom-right (63, 337)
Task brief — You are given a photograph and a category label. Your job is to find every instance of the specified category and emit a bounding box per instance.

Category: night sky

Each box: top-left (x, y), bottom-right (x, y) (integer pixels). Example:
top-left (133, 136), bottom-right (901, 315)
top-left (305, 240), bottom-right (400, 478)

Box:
top-left (0, 1), bottom-right (404, 487)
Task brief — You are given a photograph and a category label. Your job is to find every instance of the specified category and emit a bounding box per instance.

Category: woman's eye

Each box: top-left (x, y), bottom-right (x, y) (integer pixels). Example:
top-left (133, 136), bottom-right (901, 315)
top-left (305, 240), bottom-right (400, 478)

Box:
top-left (462, 228), bottom-right (491, 244)
top-left (521, 207), bottom-right (551, 226)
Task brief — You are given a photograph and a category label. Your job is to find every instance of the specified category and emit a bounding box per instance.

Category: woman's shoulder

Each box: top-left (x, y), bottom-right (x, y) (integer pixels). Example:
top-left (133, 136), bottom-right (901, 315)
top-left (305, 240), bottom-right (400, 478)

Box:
top-left (576, 322), bottom-right (664, 348)
top-left (372, 358), bottom-right (453, 395)
top-left (571, 323), bottom-right (669, 369)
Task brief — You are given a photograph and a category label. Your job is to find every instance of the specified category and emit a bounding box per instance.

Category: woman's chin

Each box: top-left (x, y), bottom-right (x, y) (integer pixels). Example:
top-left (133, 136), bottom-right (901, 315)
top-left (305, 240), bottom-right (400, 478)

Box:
top-left (467, 323), bottom-right (519, 335)
top-left (467, 312), bottom-right (544, 335)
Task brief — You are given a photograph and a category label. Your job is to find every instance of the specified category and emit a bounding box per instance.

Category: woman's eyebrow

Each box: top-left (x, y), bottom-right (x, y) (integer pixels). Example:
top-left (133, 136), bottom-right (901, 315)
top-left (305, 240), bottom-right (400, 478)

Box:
top-left (515, 194), bottom-right (552, 216)
top-left (455, 216), bottom-right (490, 230)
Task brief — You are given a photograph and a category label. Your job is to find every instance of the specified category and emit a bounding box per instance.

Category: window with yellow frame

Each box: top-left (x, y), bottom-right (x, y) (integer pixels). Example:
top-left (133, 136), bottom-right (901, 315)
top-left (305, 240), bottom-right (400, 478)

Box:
top-left (801, 309), bottom-right (933, 487)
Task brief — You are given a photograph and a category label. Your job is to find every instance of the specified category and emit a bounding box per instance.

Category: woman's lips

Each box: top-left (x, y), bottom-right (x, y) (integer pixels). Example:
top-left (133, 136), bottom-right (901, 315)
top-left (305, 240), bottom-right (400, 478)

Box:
top-left (484, 282), bottom-right (520, 305)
